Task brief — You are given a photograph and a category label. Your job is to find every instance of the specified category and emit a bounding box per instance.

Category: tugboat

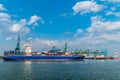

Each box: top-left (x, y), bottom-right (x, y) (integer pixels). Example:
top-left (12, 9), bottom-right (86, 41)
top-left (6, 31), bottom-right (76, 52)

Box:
top-left (3, 35), bottom-right (84, 61)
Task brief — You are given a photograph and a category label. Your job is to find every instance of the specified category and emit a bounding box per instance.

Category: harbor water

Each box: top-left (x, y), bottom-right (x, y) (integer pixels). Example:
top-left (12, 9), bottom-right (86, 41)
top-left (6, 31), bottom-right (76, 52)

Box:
top-left (0, 60), bottom-right (120, 80)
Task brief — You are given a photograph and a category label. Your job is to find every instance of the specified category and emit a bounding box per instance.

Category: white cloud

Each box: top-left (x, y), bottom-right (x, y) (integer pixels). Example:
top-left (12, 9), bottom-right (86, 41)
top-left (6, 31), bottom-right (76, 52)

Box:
top-left (110, 7), bottom-right (116, 11)
top-left (0, 13), bottom-right (44, 39)
top-left (86, 16), bottom-right (120, 43)
top-left (106, 11), bottom-right (120, 17)
top-left (6, 37), bottom-right (12, 40)
top-left (77, 29), bottom-right (83, 33)
top-left (28, 15), bottom-right (45, 26)
top-left (99, 32), bottom-right (120, 41)
top-left (87, 16), bottom-right (120, 33)
top-left (0, 4), bottom-right (44, 38)
top-left (0, 13), bottom-right (10, 21)
top-left (10, 24), bottom-right (21, 32)
top-left (0, 4), bottom-right (6, 11)
top-left (0, 12), bottom-right (29, 36)
top-left (101, 0), bottom-right (120, 2)
top-left (108, 0), bottom-right (120, 2)
top-left (74, 29), bottom-right (83, 37)
top-left (72, 1), bottom-right (103, 15)
top-left (9, 19), bottom-right (30, 34)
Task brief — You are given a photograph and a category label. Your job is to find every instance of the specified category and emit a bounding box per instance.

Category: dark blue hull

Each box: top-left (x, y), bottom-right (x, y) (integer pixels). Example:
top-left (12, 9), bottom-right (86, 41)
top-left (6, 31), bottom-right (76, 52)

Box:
top-left (3, 56), bottom-right (84, 61)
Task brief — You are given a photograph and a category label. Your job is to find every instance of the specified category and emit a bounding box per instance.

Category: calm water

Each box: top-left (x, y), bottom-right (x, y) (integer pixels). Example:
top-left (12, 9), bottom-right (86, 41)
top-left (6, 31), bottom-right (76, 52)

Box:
top-left (0, 60), bottom-right (120, 80)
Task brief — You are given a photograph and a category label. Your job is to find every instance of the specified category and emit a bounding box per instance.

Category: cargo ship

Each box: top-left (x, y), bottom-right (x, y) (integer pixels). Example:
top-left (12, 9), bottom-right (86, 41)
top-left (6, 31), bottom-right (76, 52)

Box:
top-left (3, 35), bottom-right (84, 61)
top-left (3, 56), bottom-right (84, 61)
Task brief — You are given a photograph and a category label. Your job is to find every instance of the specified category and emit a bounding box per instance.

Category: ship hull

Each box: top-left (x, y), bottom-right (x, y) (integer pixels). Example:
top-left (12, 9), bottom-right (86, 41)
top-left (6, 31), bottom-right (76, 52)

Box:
top-left (3, 56), bottom-right (84, 61)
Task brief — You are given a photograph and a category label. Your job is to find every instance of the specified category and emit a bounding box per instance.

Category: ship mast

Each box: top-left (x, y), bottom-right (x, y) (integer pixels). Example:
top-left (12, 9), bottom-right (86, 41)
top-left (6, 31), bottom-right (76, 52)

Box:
top-left (15, 35), bottom-right (20, 54)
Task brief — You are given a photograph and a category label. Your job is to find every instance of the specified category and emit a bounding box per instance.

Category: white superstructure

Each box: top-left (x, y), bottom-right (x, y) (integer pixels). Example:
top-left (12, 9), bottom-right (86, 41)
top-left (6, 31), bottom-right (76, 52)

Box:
top-left (24, 44), bottom-right (32, 56)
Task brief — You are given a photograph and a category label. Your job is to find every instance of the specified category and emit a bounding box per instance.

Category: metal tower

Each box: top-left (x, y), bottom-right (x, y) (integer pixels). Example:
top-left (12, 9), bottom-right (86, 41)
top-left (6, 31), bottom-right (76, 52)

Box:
top-left (63, 42), bottom-right (67, 53)
top-left (15, 35), bottom-right (20, 54)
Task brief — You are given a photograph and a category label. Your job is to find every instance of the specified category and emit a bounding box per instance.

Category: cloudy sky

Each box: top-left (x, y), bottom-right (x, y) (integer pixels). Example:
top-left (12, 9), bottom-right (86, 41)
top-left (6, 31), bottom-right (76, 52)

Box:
top-left (0, 0), bottom-right (120, 56)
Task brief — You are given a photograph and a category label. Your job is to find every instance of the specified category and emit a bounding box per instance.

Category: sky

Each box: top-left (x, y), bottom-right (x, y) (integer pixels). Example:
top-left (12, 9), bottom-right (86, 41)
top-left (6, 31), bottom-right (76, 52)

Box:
top-left (0, 0), bottom-right (120, 56)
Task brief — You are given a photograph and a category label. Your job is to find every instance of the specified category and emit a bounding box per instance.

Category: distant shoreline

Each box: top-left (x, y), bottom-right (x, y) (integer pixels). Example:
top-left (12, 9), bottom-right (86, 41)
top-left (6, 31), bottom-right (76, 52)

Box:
top-left (0, 56), bottom-right (3, 60)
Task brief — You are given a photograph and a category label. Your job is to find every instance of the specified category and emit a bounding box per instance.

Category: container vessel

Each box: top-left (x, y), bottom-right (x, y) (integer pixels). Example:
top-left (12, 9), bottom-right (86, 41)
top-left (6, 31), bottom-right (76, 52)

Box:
top-left (3, 35), bottom-right (84, 61)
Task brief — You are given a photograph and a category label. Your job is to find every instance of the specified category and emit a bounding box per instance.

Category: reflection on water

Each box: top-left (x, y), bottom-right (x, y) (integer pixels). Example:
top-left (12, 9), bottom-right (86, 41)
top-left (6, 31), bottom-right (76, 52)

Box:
top-left (24, 61), bottom-right (32, 64)
top-left (0, 60), bottom-right (120, 80)
top-left (23, 61), bottom-right (33, 80)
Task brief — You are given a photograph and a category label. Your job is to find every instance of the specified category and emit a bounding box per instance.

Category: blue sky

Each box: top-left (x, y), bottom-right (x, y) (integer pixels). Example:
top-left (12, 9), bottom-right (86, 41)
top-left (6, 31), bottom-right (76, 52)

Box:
top-left (0, 0), bottom-right (120, 56)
